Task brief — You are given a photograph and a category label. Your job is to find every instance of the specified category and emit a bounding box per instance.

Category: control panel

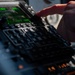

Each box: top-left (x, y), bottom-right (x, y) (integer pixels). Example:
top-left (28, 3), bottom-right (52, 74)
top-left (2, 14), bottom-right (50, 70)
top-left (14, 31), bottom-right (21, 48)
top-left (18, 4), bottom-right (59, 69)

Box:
top-left (0, 1), bottom-right (75, 75)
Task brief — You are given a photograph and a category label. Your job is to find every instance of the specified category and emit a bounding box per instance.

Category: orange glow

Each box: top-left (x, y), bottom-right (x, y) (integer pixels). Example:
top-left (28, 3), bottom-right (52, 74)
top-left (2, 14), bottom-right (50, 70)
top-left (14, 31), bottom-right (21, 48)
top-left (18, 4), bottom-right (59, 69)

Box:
top-left (51, 66), bottom-right (56, 71)
top-left (61, 64), bottom-right (66, 68)
top-left (18, 65), bottom-right (24, 69)
top-left (58, 65), bottom-right (61, 68)
top-left (48, 67), bottom-right (52, 71)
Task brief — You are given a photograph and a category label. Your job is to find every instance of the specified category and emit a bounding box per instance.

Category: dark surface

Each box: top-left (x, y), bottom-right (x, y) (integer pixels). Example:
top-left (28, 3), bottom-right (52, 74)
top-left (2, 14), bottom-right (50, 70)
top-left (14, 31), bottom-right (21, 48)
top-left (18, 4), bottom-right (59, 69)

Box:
top-left (0, 1), bottom-right (74, 75)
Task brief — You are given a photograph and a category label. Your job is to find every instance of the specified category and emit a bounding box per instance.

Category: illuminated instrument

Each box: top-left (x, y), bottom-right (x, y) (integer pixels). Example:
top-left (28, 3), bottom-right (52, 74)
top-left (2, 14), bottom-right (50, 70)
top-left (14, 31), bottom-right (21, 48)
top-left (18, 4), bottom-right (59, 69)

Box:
top-left (0, 1), bottom-right (74, 75)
